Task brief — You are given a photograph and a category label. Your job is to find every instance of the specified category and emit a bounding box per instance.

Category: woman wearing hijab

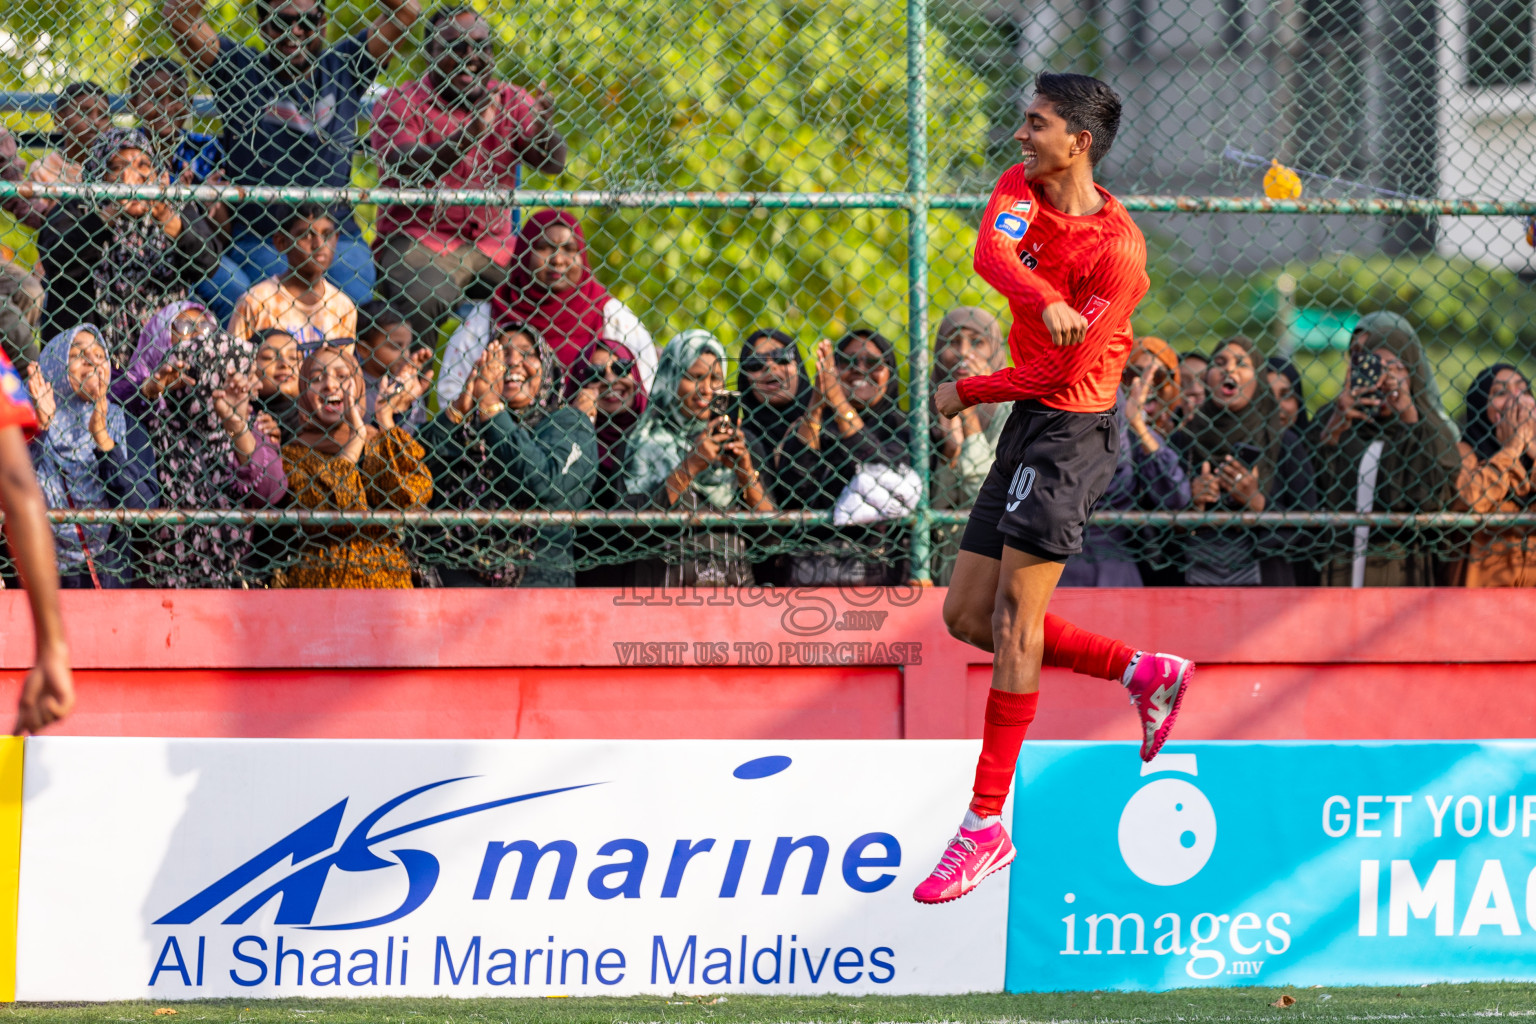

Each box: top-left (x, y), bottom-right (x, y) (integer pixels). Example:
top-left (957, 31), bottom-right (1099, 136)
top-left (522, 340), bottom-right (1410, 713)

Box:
top-left (928, 308), bottom-right (1007, 584)
top-left (1310, 311), bottom-right (1460, 587)
top-left (279, 347), bottom-right (433, 589)
top-left (436, 210), bottom-right (658, 409)
top-left (567, 337), bottom-right (648, 587)
top-left (737, 327), bottom-right (809, 483)
top-left (1258, 355), bottom-right (1321, 585)
top-left (127, 303), bottom-right (286, 586)
top-left (1063, 338), bottom-right (1191, 587)
top-left (567, 337), bottom-right (649, 510)
top-left (1452, 363), bottom-right (1536, 586)
top-left (419, 324), bottom-right (598, 587)
top-left (38, 127), bottom-right (222, 368)
top-left (22, 325), bottom-right (158, 588)
top-left (1171, 335), bottom-right (1286, 585)
top-left (621, 329), bottom-right (774, 587)
top-left (774, 329), bottom-right (913, 586)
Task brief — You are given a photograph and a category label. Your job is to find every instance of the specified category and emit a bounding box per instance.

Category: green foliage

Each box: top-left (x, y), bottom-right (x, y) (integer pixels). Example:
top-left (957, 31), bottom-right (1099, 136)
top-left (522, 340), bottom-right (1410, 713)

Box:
top-left (0, 0), bottom-right (1004, 369)
top-left (1285, 251), bottom-right (1536, 357)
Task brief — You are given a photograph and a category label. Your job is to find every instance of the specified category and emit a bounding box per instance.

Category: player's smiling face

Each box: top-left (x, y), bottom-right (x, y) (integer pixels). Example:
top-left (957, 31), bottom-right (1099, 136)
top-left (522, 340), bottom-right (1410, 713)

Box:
top-left (1014, 96), bottom-right (1085, 181)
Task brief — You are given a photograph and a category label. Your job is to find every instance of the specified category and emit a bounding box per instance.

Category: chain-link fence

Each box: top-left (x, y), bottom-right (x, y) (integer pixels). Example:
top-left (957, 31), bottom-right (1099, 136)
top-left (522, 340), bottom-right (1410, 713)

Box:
top-left (0, 0), bottom-right (1533, 589)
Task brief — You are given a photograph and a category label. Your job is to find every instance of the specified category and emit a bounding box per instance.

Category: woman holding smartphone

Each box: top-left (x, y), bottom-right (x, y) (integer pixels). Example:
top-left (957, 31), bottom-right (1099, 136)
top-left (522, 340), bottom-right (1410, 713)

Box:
top-left (621, 330), bottom-right (774, 587)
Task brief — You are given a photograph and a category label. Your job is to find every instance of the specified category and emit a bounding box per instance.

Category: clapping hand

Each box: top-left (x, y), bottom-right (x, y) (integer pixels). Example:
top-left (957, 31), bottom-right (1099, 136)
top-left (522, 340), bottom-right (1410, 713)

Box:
top-left (810, 339), bottom-right (849, 411)
top-left (24, 364), bottom-right (55, 432)
top-left (212, 371), bottom-right (256, 438)
top-left (254, 411), bottom-right (282, 446)
top-left (454, 342), bottom-right (504, 421)
top-left (1494, 392), bottom-right (1536, 455)
top-left (143, 358), bottom-right (193, 401)
top-left (1216, 454), bottom-right (1261, 508)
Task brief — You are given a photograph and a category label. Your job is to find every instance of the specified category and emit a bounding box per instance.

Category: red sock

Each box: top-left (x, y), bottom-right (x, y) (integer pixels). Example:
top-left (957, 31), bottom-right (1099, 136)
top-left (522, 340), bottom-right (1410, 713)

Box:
top-left (969, 689), bottom-right (1039, 818)
top-left (1042, 613), bottom-right (1136, 682)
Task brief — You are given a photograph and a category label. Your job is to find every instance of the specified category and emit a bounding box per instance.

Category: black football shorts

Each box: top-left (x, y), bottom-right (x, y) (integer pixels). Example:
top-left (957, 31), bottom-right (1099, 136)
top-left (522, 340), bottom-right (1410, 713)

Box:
top-left (958, 399), bottom-right (1120, 562)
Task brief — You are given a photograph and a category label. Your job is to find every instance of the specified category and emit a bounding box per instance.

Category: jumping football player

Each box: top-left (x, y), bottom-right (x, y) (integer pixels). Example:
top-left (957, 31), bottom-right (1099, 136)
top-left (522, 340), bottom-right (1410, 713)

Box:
top-left (913, 72), bottom-right (1193, 905)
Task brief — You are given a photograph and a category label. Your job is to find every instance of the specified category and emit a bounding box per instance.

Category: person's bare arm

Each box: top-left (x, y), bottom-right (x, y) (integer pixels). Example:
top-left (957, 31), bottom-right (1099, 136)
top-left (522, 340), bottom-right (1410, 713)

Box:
top-left (366, 0), bottom-right (422, 64)
top-left (0, 426), bottom-right (72, 734)
top-left (161, 0), bottom-right (221, 71)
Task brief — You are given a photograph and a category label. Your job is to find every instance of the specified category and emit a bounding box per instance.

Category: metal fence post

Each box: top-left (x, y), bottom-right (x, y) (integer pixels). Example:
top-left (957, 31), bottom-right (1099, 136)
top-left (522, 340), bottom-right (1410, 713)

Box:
top-left (906, 0), bottom-right (935, 584)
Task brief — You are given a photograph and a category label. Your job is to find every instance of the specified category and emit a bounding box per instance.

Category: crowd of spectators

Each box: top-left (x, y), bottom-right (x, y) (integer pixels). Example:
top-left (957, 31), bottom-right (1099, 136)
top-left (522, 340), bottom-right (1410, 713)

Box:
top-left (0, 0), bottom-right (1526, 588)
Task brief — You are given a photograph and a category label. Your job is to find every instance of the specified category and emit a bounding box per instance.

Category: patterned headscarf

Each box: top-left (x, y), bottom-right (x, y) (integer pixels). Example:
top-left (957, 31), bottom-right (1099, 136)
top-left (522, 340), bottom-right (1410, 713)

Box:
top-left (33, 325), bottom-right (126, 571)
top-left (132, 306), bottom-right (260, 586)
top-left (85, 127), bottom-right (186, 369)
top-left (84, 127), bottom-right (159, 186)
top-left (496, 323), bottom-right (565, 429)
top-left (623, 330), bottom-right (736, 507)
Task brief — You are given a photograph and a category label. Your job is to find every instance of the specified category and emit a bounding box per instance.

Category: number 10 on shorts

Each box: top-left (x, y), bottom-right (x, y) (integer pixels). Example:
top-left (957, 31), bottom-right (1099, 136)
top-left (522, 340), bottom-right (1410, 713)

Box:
top-left (1007, 465), bottom-right (1036, 511)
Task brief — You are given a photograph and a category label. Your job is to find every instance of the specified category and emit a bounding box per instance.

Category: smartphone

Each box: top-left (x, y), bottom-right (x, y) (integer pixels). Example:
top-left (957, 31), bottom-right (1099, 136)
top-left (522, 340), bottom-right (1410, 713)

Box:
top-left (708, 389), bottom-right (742, 426)
top-left (1232, 442), bottom-right (1263, 467)
top-left (1349, 350), bottom-right (1384, 400)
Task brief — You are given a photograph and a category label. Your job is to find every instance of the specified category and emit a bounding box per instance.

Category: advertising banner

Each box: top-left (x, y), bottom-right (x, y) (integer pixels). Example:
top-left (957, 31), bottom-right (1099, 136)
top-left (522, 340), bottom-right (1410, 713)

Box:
top-left (16, 738), bottom-right (1002, 1000)
top-left (1007, 742), bottom-right (1536, 991)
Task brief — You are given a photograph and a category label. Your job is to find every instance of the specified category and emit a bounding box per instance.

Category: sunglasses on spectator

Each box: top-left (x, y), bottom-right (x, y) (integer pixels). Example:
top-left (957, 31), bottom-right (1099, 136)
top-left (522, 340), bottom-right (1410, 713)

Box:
top-left (741, 348), bottom-right (796, 373)
top-left (586, 358), bottom-right (634, 382)
top-left (170, 319), bottom-right (217, 344)
top-left (835, 352), bottom-right (888, 372)
top-left (263, 10), bottom-right (323, 34)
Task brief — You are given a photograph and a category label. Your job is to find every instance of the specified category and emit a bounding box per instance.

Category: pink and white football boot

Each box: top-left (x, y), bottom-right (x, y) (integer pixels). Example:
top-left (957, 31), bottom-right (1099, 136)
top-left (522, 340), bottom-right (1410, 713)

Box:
top-left (1126, 652), bottom-right (1194, 761)
top-left (912, 821), bottom-right (1016, 905)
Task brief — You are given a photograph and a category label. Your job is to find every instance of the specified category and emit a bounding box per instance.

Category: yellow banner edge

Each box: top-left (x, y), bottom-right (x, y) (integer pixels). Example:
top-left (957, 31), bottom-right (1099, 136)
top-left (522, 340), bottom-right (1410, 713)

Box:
top-left (0, 735), bottom-right (24, 1003)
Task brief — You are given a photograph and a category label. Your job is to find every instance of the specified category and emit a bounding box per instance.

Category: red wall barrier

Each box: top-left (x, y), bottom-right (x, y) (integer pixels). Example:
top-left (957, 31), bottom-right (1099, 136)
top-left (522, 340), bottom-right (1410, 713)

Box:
top-left (0, 587), bottom-right (1529, 740)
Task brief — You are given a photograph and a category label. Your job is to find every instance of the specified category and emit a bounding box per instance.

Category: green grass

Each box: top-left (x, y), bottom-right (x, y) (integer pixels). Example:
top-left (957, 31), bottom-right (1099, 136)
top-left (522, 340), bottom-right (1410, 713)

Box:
top-left (8, 985), bottom-right (1536, 1024)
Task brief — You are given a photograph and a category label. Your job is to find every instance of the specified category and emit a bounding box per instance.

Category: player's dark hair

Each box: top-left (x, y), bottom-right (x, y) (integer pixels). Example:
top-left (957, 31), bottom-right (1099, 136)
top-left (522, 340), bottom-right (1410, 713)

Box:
top-left (55, 81), bottom-right (108, 116)
top-left (128, 57), bottom-right (187, 95)
top-left (1033, 72), bottom-right (1121, 166)
top-left (276, 200), bottom-right (333, 237)
top-left (357, 298), bottom-right (408, 344)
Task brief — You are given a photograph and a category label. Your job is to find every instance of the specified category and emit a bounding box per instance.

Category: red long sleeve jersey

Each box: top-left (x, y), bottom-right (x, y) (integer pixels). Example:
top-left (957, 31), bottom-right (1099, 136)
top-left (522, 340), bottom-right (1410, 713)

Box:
top-left (954, 165), bottom-right (1150, 413)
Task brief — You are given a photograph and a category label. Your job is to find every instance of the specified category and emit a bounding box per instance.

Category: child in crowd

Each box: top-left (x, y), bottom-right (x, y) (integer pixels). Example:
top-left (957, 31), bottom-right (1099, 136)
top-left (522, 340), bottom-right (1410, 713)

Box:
top-left (28, 82), bottom-right (112, 219)
top-left (228, 202), bottom-right (357, 351)
top-left (126, 57), bottom-right (242, 326)
top-left (355, 299), bottom-right (432, 433)
top-left (251, 327), bottom-right (303, 447)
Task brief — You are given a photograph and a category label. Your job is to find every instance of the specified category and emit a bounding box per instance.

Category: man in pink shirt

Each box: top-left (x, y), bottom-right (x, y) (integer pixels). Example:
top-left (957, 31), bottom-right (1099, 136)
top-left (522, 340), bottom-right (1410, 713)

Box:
top-left (371, 6), bottom-right (567, 334)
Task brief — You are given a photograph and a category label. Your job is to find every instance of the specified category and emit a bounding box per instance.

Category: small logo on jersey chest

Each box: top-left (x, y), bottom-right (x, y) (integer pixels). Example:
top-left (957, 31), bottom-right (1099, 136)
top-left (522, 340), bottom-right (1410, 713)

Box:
top-left (1020, 250), bottom-right (1039, 270)
top-left (993, 212), bottom-right (1028, 240)
top-left (1011, 200), bottom-right (1033, 214)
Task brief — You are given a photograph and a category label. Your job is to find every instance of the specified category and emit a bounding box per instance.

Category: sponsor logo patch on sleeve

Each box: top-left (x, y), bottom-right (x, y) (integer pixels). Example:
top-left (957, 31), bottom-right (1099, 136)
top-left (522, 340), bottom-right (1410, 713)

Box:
top-left (1080, 295), bottom-right (1112, 326)
top-left (993, 212), bottom-right (1028, 240)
